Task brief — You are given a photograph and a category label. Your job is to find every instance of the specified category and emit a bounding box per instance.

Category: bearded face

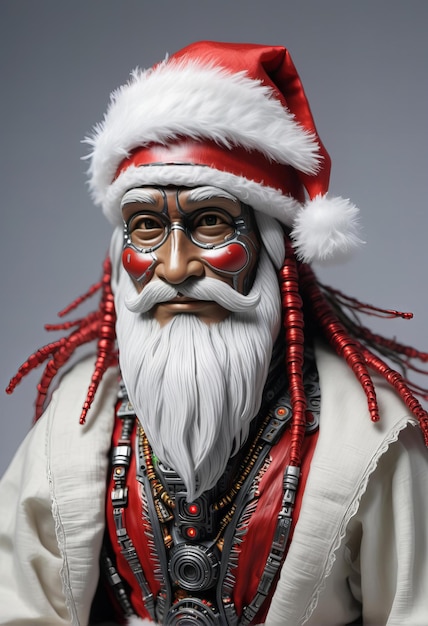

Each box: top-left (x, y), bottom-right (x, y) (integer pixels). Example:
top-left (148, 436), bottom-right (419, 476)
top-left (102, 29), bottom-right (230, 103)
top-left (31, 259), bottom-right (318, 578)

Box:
top-left (112, 186), bottom-right (285, 500)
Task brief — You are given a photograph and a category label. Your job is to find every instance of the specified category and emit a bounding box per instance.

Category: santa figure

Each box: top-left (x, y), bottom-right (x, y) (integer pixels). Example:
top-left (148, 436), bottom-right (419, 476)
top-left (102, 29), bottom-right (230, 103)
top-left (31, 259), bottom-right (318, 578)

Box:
top-left (1, 41), bottom-right (427, 626)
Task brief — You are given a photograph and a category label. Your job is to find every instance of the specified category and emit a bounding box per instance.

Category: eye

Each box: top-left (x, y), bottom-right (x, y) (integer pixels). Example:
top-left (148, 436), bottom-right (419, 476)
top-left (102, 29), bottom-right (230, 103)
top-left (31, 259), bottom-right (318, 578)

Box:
top-left (199, 214), bottom-right (220, 226)
top-left (191, 210), bottom-right (235, 245)
top-left (139, 217), bottom-right (161, 230)
top-left (128, 213), bottom-right (167, 248)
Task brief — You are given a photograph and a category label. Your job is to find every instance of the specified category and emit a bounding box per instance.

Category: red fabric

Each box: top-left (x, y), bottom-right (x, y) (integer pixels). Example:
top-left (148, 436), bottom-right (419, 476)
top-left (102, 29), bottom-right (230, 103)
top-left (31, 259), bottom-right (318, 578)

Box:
top-left (116, 139), bottom-right (305, 202)
top-left (170, 41), bottom-right (331, 200)
top-left (231, 429), bottom-right (318, 622)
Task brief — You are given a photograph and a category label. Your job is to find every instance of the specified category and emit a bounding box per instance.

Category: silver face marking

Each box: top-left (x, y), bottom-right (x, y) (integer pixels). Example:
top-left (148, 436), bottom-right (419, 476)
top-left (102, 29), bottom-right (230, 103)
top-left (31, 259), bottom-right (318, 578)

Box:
top-left (121, 186), bottom-right (261, 295)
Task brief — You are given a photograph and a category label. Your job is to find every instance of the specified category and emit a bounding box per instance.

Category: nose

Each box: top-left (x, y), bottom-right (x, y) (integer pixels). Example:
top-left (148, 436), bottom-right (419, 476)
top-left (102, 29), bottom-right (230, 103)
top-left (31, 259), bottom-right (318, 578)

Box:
top-left (155, 226), bottom-right (204, 285)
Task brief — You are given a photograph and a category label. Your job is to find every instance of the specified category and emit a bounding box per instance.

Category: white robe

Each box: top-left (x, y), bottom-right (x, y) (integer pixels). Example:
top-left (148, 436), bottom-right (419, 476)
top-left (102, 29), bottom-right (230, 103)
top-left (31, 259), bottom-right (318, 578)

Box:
top-left (0, 343), bottom-right (427, 625)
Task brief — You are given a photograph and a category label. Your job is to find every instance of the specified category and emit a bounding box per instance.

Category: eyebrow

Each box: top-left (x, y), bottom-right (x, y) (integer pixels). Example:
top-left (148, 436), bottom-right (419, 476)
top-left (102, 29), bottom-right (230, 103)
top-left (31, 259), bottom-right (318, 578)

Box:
top-left (120, 188), bottom-right (158, 208)
top-left (186, 186), bottom-right (239, 204)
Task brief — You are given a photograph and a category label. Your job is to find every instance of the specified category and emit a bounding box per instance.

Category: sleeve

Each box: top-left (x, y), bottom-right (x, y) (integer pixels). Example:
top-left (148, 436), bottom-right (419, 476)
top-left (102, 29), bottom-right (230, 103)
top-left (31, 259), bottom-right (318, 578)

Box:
top-left (348, 424), bottom-right (428, 626)
top-left (0, 413), bottom-right (71, 625)
top-left (308, 423), bottom-right (428, 626)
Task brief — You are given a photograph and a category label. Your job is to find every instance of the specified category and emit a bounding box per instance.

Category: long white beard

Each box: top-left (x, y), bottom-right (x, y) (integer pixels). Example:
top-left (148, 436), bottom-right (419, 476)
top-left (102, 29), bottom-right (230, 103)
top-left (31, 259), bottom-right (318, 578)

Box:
top-left (114, 239), bottom-right (283, 500)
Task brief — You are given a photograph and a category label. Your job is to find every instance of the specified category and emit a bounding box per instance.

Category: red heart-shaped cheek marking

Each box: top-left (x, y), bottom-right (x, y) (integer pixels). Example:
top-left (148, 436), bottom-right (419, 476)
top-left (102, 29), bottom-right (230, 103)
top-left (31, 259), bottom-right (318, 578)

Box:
top-left (122, 247), bottom-right (155, 282)
top-left (201, 243), bottom-right (248, 273)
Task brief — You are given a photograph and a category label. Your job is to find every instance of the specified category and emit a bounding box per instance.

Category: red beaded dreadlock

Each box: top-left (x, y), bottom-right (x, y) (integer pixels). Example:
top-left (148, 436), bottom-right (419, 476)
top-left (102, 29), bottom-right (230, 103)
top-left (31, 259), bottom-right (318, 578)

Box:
top-left (6, 256), bottom-right (117, 424)
top-left (6, 240), bottom-right (428, 457)
top-left (280, 237), bottom-right (428, 469)
top-left (279, 239), bottom-right (307, 467)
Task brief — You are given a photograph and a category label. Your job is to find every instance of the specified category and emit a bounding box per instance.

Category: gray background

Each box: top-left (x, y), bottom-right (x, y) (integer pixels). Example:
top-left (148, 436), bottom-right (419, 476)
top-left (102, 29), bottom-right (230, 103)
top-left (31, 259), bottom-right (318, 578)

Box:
top-left (1, 0), bottom-right (427, 475)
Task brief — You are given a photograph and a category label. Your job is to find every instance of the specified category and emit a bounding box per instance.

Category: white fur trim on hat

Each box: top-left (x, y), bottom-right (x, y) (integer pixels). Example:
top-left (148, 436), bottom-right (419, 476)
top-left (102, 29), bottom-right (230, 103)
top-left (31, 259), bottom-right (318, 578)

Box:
top-left (102, 163), bottom-right (301, 227)
top-left (291, 194), bottom-right (363, 263)
top-left (84, 59), bottom-right (321, 209)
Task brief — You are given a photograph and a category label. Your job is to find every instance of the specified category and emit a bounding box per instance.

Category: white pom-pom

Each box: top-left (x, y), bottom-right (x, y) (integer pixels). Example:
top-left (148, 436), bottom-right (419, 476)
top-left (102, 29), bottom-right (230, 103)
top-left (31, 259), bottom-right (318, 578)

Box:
top-left (290, 194), bottom-right (363, 263)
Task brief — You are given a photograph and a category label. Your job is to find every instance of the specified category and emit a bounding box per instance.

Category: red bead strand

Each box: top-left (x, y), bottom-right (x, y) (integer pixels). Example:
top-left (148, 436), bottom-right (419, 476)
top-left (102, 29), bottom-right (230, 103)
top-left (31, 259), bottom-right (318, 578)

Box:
top-left (362, 349), bottom-right (428, 446)
top-left (280, 238), bottom-right (307, 468)
top-left (34, 321), bottom-right (101, 420)
top-left (299, 263), bottom-right (380, 422)
top-left (79, 257), bottom-right (117, 424)
top-left (6, 256), bottom-right (117, 423)
top-left (44, 311), bottom-right (100, 332)
top-left (56, 280), bottom-right (103, 317)
top-left (6, 339), bottom-right (68, 395)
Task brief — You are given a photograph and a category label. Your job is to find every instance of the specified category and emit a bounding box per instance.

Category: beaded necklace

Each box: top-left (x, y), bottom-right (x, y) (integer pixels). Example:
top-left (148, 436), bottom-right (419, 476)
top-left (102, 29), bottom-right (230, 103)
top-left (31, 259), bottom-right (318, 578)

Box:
top-left (138, 404), bottom-right (276, 547)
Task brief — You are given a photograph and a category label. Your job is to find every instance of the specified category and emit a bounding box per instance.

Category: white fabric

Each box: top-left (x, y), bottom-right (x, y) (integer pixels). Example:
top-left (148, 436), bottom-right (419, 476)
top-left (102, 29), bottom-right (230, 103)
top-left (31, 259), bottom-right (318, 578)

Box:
top-left (0, 345), bottom-right (427, 625)
top-left (265, 343), bottom-right (428, 625)
top-left (0, 359), bottom-right (118, 626)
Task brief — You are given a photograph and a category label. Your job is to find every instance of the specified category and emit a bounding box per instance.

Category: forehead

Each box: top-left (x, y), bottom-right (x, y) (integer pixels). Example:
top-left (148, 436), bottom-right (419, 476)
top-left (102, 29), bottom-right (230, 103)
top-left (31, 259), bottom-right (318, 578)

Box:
top-left (120, 185), bottom-right (241, 215)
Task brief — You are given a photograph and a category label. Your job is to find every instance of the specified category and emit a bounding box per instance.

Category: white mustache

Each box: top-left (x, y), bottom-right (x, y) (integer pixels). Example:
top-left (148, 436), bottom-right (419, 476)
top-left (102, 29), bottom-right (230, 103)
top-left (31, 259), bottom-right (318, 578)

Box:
top-left (125, 277), bottom-right (261, 314)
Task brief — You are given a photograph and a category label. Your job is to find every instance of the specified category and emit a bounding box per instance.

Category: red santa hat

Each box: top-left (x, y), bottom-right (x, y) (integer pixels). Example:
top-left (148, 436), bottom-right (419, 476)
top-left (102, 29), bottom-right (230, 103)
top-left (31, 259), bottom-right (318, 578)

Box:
top-left (85, 41), bottom-right (361, 262)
